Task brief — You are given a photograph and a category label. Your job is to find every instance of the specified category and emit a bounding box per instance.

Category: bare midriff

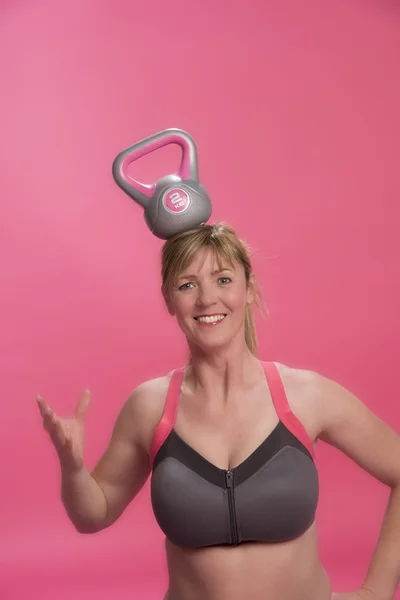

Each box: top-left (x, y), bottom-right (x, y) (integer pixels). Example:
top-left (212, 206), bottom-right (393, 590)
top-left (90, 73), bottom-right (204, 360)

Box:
top-left (163, 522), bottom-right (331, 600)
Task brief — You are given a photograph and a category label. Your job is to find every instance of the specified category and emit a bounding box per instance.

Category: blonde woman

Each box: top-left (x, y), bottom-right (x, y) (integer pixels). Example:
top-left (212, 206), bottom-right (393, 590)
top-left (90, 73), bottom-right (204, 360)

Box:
top-left (37, 223), bottom-right (400, 600)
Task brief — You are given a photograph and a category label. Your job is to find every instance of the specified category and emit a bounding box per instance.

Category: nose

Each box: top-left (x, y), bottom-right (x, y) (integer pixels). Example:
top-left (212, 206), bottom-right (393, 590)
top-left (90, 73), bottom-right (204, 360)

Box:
top-left (195, 283), bottom-right (218, 308)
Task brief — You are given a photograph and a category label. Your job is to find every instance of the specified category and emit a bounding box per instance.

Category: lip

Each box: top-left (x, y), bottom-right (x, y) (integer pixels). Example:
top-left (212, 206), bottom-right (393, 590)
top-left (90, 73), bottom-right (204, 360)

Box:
top-left (194, 314), bottom-right (227, 319)
top-left (194, 315), bottom-right (227, 326)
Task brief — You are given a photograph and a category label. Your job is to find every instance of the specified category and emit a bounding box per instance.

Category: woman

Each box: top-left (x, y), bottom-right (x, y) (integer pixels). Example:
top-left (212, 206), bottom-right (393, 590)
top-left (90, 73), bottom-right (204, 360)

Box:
top-left (37, 223), bottom-right (400, 600)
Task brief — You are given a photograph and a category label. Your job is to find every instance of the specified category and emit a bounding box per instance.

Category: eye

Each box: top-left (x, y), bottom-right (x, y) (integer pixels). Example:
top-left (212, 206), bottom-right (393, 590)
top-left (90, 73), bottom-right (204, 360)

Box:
top-left (178, 282), bottom-right (195, 291)
top-left (218, 277), bottom-right (231, 285)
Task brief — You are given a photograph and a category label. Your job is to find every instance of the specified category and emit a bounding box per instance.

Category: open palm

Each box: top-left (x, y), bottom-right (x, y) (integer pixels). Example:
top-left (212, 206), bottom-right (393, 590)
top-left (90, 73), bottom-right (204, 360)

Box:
top-left (37, 390), bottom-right (91, 473)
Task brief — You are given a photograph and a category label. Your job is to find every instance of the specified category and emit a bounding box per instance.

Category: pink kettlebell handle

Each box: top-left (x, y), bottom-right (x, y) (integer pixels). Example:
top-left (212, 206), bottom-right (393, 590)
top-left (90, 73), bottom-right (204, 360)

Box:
top-left (112, 128), bottom-right (198, 207)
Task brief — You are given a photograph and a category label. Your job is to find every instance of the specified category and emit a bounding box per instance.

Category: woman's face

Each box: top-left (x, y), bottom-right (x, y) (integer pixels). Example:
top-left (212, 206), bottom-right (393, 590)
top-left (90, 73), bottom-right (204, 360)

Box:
top-left (165, 248), bottom-right (254, 351)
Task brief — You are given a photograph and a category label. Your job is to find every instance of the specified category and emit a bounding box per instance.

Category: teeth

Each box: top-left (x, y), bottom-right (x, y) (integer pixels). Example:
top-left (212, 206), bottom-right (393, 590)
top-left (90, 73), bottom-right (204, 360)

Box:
top-left (197, 315), bottom-right (225, 323)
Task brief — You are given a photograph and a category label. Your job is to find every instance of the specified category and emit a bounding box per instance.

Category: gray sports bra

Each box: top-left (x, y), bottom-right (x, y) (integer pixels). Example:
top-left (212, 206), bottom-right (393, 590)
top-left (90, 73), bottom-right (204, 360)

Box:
top-left (150, 361), bottom-right (318, 548)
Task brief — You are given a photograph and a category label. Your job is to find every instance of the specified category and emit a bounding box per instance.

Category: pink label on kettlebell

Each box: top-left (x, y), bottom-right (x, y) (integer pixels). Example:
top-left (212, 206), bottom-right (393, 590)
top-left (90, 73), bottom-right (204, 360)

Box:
top-left (163, 187), bottom-right (191, 214)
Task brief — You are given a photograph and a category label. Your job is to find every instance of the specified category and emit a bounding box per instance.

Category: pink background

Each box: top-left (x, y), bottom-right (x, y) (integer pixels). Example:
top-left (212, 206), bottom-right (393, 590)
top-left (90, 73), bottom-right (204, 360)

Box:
top-left (1, 0), bottom-right (400, 598)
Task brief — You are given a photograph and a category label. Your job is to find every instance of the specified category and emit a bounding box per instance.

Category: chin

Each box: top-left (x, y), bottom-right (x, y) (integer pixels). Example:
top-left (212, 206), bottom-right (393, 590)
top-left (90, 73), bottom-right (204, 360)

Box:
top-left (189, 334), bottom-right (234, 353)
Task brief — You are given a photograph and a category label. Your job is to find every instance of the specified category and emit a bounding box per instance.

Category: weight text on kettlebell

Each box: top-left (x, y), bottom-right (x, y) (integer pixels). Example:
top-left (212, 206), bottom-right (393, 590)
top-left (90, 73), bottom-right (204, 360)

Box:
top-left (163, 188), bottom-right (191, 214)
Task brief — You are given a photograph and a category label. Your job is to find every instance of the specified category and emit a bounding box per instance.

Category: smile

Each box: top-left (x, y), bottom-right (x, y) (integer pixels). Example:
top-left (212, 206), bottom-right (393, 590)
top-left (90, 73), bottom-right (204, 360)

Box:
top-left (194, 314), bottom-right (226, 325)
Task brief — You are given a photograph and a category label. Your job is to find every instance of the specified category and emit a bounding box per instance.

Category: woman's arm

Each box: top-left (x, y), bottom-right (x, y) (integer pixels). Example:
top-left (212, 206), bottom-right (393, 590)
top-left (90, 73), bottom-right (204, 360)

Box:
top-left (314, 373), bottom-right (400, 600)
top-left (63, 384), bottom-right (152, 533)
top-left (61, 465), bottom-right (108, 533)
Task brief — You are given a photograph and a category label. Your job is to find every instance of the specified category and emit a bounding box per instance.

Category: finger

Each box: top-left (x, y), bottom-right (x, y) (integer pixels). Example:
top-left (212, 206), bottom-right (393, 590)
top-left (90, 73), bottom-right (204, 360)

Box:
top-left (36, 395), bottom-right (50, 418)
top-left (40, 402), bottom-right (54, 423)
top-left (43, 407), bottom-right (58, 432)
top-left (45, 414), bottom-right (67, 447)
top-left (74, 389), bottom-right (92, 421)
top-left (49, 421), bottom-right (67, 448)
top-left (42, 407), bottom-right (64, 436)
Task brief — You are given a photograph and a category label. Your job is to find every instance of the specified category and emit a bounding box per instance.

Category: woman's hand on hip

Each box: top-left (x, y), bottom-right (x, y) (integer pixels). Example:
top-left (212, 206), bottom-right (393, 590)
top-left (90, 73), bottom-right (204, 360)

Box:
top-left (331, 588), bottom-right (380, 600)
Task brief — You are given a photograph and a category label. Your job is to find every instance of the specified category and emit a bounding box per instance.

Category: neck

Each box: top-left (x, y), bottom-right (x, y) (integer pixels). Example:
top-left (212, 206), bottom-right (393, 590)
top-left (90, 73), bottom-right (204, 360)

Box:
top-left (184, 337), bottom-right (261, 404)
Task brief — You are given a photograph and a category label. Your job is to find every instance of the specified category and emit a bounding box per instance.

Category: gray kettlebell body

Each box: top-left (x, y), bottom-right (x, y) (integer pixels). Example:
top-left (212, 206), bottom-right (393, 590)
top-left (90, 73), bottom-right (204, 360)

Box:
top-left (112, 129), bottom-right (212, 239)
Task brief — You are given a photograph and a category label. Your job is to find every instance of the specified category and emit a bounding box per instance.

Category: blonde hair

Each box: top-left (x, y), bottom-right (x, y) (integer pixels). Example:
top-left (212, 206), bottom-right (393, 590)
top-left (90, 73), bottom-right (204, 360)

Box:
top-left (161, 222), bottom-right (267, 356)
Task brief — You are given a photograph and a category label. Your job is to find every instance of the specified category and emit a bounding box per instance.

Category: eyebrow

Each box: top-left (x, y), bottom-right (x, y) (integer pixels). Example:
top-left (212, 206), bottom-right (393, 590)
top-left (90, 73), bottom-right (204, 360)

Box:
top-left (177, 268), bottom-right (233, 281)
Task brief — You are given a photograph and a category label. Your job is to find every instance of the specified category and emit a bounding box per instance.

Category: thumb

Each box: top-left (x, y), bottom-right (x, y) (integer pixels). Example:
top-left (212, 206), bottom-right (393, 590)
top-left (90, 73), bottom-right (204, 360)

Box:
top-left (74, 389), bottom-right (92, 421)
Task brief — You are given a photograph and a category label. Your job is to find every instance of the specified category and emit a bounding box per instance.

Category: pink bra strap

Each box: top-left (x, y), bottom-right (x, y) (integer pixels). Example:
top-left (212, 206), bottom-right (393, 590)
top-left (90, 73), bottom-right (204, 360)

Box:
top-left (261, 361), bottom-right (314, 457)
top-left (150, 367), bottom-right (184, 467)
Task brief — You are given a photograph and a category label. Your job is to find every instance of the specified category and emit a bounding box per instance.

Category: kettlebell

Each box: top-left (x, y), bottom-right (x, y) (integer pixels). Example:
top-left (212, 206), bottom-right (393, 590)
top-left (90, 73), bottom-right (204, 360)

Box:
top-left (112, 128), bottom-right (212, 239)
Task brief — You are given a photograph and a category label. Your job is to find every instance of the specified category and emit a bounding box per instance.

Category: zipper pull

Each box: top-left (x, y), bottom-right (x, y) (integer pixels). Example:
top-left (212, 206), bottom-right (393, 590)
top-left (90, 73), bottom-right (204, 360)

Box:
top-left (226, 470), bottom-right (233, 488)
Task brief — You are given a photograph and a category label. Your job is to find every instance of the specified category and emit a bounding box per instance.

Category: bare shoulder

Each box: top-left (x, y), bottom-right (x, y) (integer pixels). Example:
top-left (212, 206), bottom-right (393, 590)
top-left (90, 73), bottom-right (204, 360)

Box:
top-left (273, 361), bottom-right (319, 399)
top-left (276, 363), bottom-right (400, 485)
top-left (124, 371), bottom-right (173, 453)
top-left (273, 362), bottom-right (322, 442)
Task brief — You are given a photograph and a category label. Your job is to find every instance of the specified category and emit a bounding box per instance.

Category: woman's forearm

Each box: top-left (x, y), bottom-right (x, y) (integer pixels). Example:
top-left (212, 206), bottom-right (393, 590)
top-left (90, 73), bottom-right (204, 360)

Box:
top-left (61, 465), bottom-right (108, 533)
top-left (362, 484), bottom-right (400, 600)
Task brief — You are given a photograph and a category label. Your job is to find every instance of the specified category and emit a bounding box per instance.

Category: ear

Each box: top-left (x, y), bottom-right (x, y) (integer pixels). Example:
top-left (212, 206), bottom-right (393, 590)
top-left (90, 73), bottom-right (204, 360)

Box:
top-left (246, 273), bottom-right (256, 305)
top-left (162, 286), bottom-right (175, 316)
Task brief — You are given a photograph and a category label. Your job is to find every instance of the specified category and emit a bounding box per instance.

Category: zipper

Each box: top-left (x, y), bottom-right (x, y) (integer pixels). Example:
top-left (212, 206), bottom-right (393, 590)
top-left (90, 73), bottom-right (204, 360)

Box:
top-left (225, 470), bottom-right (239, 545)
